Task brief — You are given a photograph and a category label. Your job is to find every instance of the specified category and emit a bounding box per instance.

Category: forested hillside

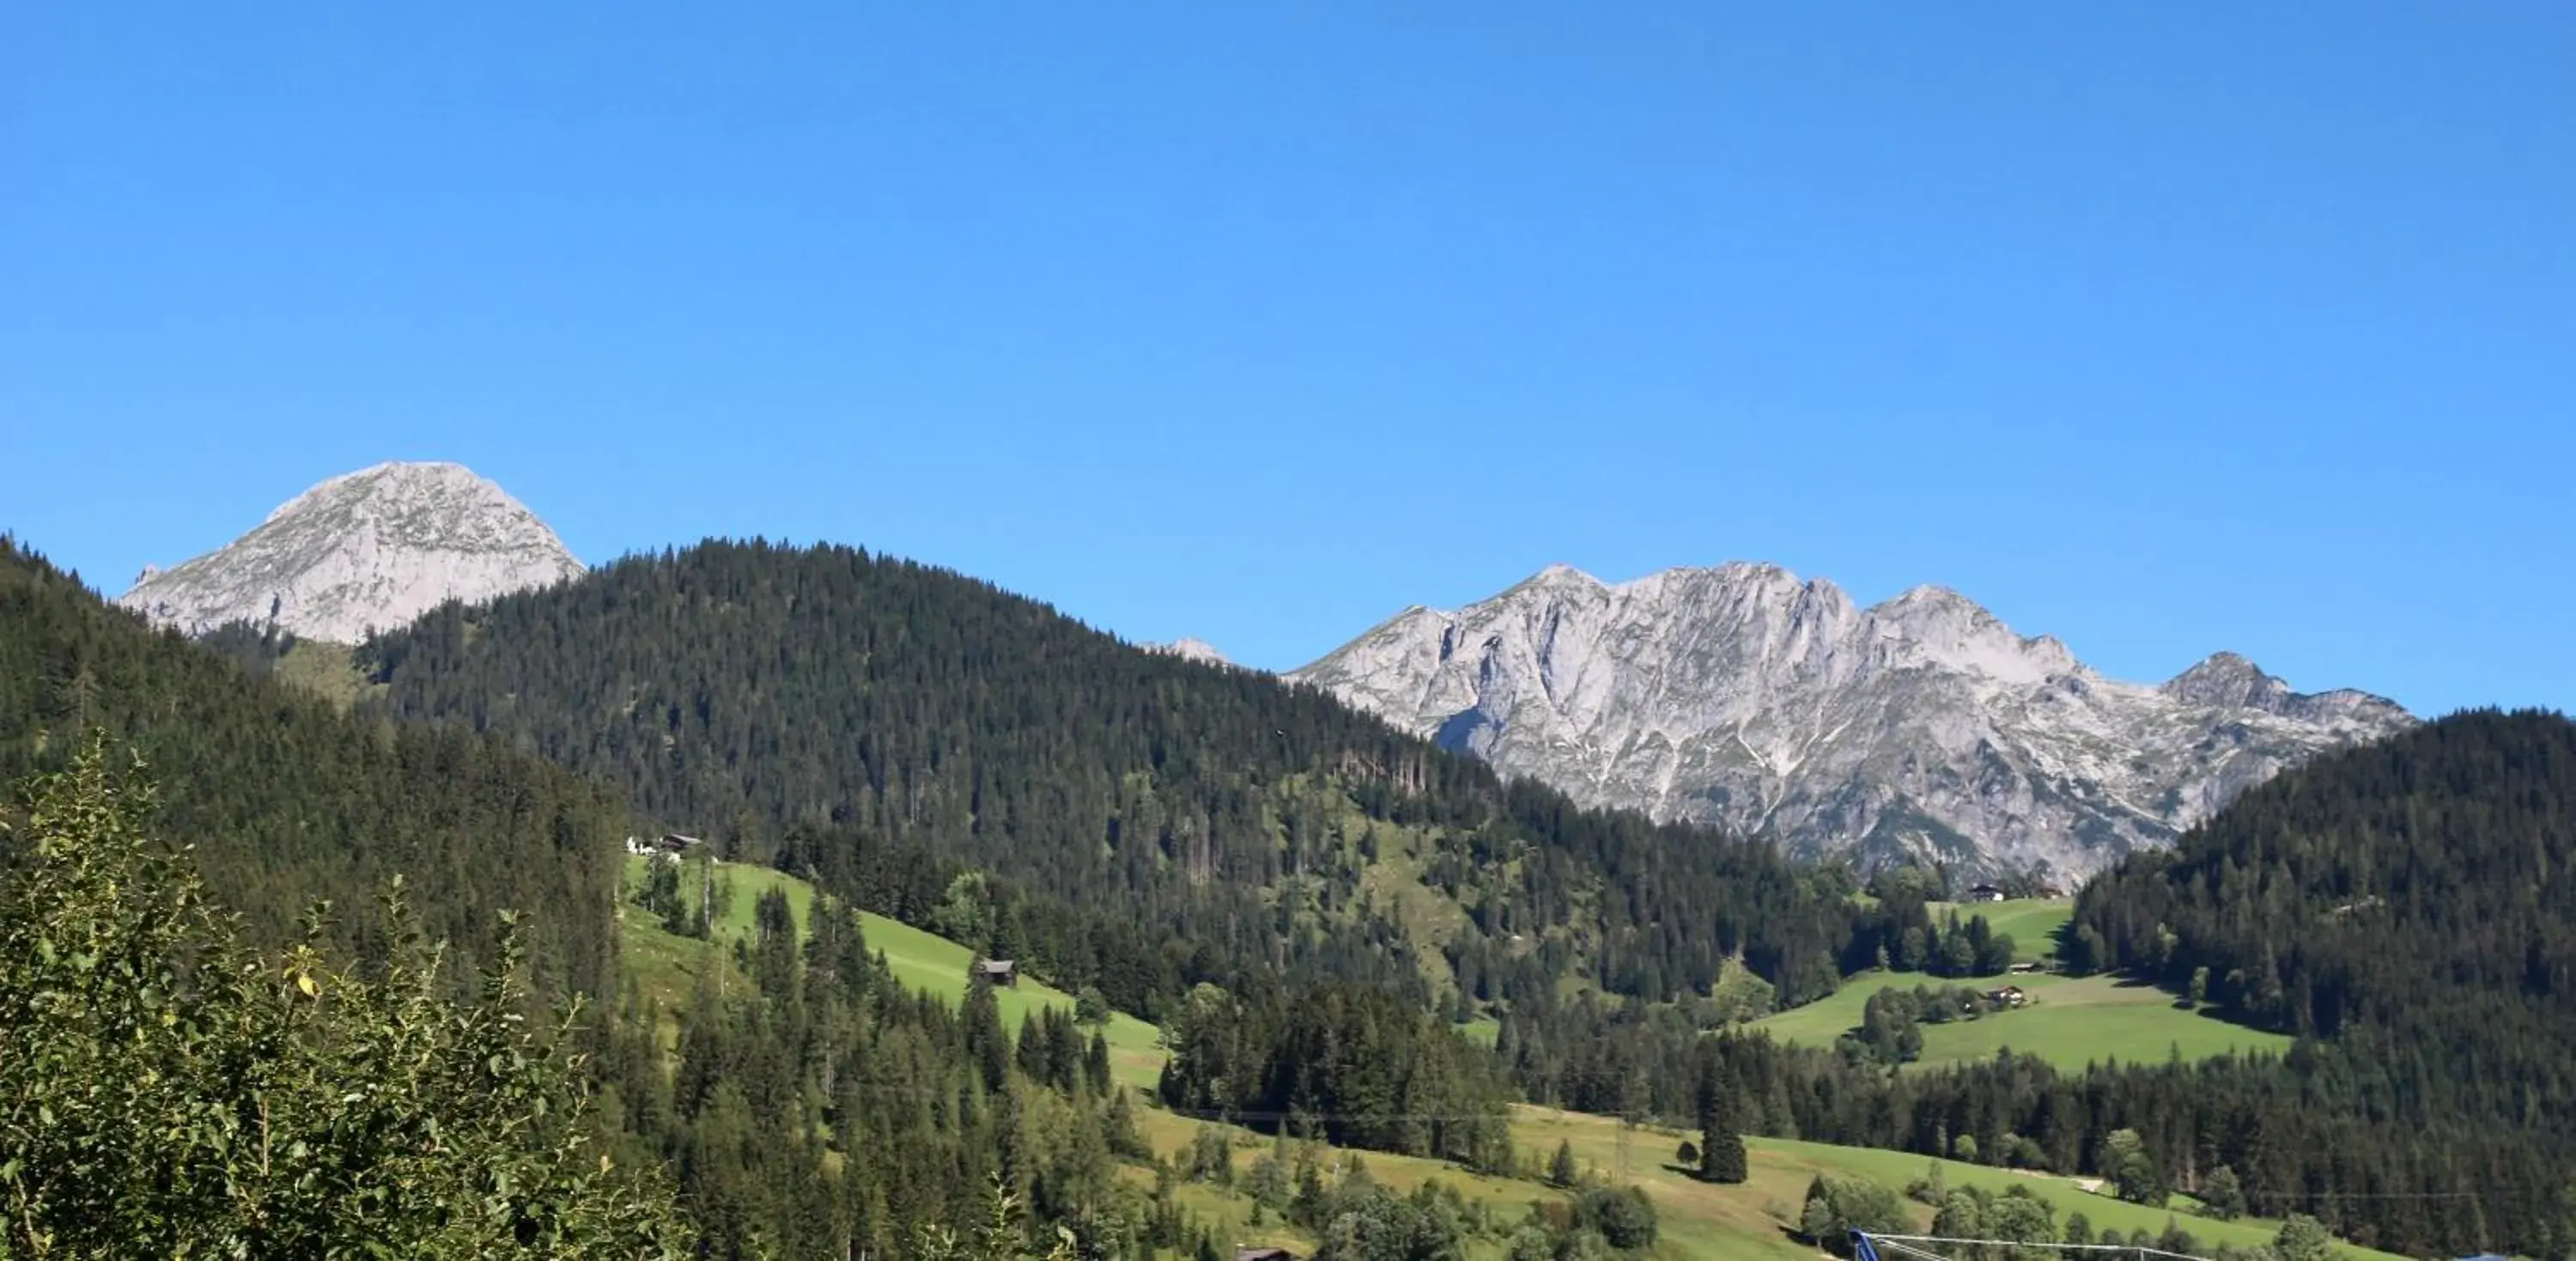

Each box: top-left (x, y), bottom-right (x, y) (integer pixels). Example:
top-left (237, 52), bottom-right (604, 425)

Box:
top-left (1508, 1002), bottom-right (2568, 1256)
top-left (0, 537), bottom-right (623, 996)
top-left (1, 745), bottom-right (690, 1256)
top-left (2072, 708), bottom-right (2576, 1130)
top-left (21, 527), bottom-right (2573, 1257)
top-left (361, 539), bottom-right (1941, 1020)
top-left (593, 871), bottom-right (1194, 1259)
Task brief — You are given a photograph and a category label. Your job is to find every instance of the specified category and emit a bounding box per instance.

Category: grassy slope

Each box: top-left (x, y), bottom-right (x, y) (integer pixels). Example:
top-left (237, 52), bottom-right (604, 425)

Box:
top-left (1167, 1103), bottom-right (2415, 1261)
top-left (617, 856), bottom-right (1164, 1087)
top-left (616, 862), bottom-right (2386, 1258)
top-left (1129, 1103), bottom-right (1832, 1260)
top-left (1496, 1110), bottom-right (2404, 1261)
top-left (1751, 970), bottom-right (2293, 1071)
top-left (1510, 1108), bottom-right (1851, 1260)
top-left (270, 639), bottom-right (378, 710)
top-left (1925, 898), bottom-right (2075, 963)
top-left (1762, 1136), bottom-right (2407, 1259)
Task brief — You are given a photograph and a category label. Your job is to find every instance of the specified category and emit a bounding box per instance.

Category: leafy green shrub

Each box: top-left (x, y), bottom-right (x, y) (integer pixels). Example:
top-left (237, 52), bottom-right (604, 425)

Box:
top-left (0, 743), bottom-right (690, 1258)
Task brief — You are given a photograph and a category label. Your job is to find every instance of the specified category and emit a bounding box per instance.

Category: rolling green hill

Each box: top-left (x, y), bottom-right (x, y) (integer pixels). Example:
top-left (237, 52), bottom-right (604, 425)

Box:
top-left (611, 855), bottom-right (2392, 1260)
top-left (361, 539), bottom-right (1897, 1027)
top-left (1750, 969), bottom-right (2293, 1070)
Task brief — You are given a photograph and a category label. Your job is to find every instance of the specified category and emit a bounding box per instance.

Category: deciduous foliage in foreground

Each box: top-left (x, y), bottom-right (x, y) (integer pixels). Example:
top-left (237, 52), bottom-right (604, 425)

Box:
top-left (0, 744), bottom-right (691, 1259)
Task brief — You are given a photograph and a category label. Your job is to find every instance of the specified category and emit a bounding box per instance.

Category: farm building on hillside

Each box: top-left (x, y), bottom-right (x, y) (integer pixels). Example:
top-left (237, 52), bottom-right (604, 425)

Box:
top-left (1235, 1248), bottom-right (1298, 1261)
top-left (1965, 883), bottom-right (2007, 902)
top-left (1987, 985), bottom-right (2027, 1008)
top-left (625, 833), bottom-right (704, 862)
top-left (974, 959), bottom-right (1018, 987)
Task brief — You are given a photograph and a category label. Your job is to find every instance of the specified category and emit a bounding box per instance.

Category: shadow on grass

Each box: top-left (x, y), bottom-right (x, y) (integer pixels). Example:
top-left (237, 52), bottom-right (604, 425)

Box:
top-left (1775, 1223), bottom-right (1832, 1252)
top-left (2191, 1005), bottom-right (2268, 1026)
top-left (2103, 973), bottom-right (2282, 1033)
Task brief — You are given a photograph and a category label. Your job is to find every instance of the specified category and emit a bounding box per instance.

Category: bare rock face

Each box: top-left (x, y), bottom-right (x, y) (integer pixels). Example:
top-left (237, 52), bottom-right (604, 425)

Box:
top-left (1289, 563), bottom-right (2412, 879)
top-left (120, 461), bottom-right (584, 643)
top-left (1147, 637), bottom-right (1234, 667)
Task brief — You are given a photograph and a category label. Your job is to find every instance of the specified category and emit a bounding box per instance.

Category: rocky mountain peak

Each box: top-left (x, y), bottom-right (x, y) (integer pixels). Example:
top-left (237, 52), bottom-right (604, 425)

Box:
top-left (1291, 560), bottom-right (2413, 878)
top-left (2162, 651), bottom-right (2281, 707)
top-left (2158, 649), bottom-right (2405, 726)
top-left (1865, 585), bottom-right (2077, 684)
top-left (1149, 637), bottom-right (1234, 667)
top-left (120, 460), bottom-right (584, 643)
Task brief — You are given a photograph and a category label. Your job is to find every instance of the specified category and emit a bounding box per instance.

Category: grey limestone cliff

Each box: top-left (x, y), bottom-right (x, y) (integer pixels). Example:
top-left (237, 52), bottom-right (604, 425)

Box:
top-left (120, 461), bottom-right (584, 643)
top-left (1289, 563), bottom-right (2410, 878)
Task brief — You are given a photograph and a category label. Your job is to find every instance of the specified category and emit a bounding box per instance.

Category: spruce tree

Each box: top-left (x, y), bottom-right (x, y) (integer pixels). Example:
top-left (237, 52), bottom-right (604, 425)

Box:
top-left (964, 973), bottom-right (1011, 1093)
top-left (1084, 1028), bottom-right (1113, 1095)
top-left (1695, 1055), bottom-right (1748, 1185)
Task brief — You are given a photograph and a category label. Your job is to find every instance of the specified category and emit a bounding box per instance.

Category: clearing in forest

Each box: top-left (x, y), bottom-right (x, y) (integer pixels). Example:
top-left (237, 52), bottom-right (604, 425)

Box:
top-left (1750, 969), bottom-right (2293, 1071)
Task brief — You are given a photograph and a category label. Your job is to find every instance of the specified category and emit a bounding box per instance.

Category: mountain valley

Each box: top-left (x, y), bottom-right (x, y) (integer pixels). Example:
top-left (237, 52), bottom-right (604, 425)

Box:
top-left (3, 471), bottom-right (2561, 1260)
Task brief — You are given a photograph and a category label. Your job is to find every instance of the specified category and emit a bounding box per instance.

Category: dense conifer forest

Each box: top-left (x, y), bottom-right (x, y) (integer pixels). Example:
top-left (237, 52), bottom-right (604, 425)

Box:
top-left (2069, 709), bottom-right (2576, 1126)
top-left (1155, 978), bottom-right (1515, 1166)
top-left (590, 881), bottom-right (1182, 1259)
top-left (0, 538), bottom-right (623, 997)
top-left (359, 539), bottom-right (1931, 1020)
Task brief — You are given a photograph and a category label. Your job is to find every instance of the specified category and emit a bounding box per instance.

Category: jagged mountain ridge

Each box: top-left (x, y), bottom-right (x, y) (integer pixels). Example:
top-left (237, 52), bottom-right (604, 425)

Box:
top-left (1289, 562), bottom-right (2412, 877)
top-left (120, 461), bottom-right (584, 643)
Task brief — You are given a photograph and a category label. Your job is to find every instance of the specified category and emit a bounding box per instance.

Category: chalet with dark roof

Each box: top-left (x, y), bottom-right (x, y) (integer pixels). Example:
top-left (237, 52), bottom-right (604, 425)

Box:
top-left (624, 833), bottom-right (705, 862)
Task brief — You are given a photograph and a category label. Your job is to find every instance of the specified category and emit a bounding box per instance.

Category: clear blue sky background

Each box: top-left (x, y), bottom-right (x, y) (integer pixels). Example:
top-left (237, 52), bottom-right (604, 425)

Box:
top-left (4, 4), bottom-right (2569, 716)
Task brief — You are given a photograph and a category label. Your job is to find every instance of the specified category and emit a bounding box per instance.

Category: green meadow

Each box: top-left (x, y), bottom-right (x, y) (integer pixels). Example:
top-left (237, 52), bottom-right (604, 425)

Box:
top-left (617, 856), bottom-right (1164, 1086)
top-left (1763, 1136), bottom-right (2406, 1259)
top-left (1926, 897), bottom-right (2076, 963)
top-left (1751, 969), bottom-right (2293, 1071)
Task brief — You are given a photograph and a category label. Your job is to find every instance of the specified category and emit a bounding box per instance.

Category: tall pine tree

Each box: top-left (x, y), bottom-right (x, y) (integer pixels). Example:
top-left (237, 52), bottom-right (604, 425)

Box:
top-left (1695, 1050), bottom-right (1748, 1185)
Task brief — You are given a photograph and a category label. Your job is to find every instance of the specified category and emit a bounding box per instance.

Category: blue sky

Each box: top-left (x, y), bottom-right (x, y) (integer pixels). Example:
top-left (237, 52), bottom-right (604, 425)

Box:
top-left (4, 4), bottom-right (2569, 716)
